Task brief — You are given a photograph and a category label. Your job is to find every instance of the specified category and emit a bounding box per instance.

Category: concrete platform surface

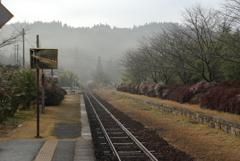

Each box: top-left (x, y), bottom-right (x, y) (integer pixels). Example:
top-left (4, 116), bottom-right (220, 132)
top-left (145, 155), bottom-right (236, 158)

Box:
top-left (0, 94), bottom-right (95, 161)
top-left (0, 139), bottom-right (95, 161)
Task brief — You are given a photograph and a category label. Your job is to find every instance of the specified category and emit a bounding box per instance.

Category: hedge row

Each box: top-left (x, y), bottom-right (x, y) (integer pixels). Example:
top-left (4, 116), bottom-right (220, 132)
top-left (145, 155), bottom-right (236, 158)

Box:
top-left (201, 80), bottom-right (240, 114)
top-left (117, 81), bottom-right (216, 103)
top-left (117, 80), bottom-right (240, 115)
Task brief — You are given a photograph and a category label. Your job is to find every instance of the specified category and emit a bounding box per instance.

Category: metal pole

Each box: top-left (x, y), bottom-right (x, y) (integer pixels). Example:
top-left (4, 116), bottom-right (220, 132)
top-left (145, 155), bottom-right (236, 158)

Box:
top-left (36, 35), bottom-right (45, 114)
top-left (36, 35), bottom-right (40, 137)
top-left (42, 71), bottom-right (45, 114)
top-left (37, 35), bottom-right (39, 48)
top-left (36, 69), bottom-right (40, 137)
top-left (22, 28), bottom-right (25, 67)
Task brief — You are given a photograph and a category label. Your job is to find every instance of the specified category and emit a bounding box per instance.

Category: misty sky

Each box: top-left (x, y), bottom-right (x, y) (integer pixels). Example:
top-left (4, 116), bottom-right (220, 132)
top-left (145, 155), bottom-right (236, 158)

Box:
top-left (2, 0), bottom-right (224, 28)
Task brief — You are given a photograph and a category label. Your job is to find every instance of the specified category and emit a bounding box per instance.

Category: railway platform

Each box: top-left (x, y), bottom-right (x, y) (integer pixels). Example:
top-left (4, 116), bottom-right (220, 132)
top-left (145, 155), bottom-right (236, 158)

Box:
top-left (0, 95), bottom-right (95, 161)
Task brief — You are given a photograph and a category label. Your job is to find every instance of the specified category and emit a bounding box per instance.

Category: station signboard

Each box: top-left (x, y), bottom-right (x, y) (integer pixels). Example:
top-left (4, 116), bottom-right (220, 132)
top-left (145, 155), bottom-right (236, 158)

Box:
top-left (30, 48), bottom-right (58, 69)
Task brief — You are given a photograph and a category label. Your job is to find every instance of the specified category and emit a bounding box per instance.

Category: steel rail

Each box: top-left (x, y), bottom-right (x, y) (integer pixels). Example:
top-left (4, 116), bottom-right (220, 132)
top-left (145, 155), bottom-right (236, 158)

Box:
top-left (88, 92), bottom-right (159, 161)
top-left (85, 92), bottom-right (121, 161)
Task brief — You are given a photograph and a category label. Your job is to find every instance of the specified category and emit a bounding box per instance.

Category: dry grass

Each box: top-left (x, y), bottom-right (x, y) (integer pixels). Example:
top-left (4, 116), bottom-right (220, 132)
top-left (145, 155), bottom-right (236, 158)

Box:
top-left (0, 110), bottom-right (35, 137)
top-left (0, 94), bottom-right (83, 141)
top-left (95, 90), bottom-right (240, 161)
top-left (114, 91), bottom-right (240, 122)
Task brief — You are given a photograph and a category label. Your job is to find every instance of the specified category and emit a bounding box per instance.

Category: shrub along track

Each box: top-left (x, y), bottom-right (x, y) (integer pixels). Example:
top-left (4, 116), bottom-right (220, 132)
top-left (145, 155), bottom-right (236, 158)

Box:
top-left (84, 92), bottom-right (193, 161)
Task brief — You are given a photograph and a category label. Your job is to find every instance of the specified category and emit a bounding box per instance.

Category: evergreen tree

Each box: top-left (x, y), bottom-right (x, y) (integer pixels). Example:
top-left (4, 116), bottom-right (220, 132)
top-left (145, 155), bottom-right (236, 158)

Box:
top-left (96, 56), bottom-right (104, 81)
top-left (91, 56), bottom-right (109, 83)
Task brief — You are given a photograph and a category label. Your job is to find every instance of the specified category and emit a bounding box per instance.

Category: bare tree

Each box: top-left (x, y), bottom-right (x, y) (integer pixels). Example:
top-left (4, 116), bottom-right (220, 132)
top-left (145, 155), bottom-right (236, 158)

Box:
top-left (165, 4), bottom-right (226, 82)
top-left (0, 31), bottom-right (22, 48)
top-left (138, 38), bottom-right (163, 83)
top-left (215, 0), bottom-right (240, 65)
top-left (149, 30), bottom-right (193, 84)
top-left (0, 24), bottom-right (29, 48)
top-left (139, 36), bottom-right (175, 84)
top-left (221, 0), bottom-right (240, 26)
top-left (120, 49), bottom-right (148, 83)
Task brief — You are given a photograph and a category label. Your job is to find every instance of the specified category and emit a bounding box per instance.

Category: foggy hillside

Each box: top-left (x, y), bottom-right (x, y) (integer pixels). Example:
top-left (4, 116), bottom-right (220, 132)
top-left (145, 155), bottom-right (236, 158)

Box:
top-left (0, 21), bottom-right (178, 84)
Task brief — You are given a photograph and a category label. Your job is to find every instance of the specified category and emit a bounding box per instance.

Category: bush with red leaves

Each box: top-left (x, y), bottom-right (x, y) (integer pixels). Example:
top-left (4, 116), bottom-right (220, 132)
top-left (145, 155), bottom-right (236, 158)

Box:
top-left (190, 80), bottom-right (216, 94)
top-left (118, 80), bottom-right (240, 114)
top-left (178, 85), bottom-right (195, 103)
top-left (138, 81), bottom-right (152, 95)
top-left (58, 87), bottom-right (67, 95)
top-left (117, 83), bottom-right (127, 92)
top-left (45, 87), bottom-right (65, 106)
top-left (164, 84), bottom-right (194, 103)
top-left (146, 83), bottom-right (158, 97)
top-left (200, 80), bottom-right (240, 114)
top-left (129, 84), bottom-right (138, 94)
top-left (154, 83), bottom-right (166, 98)
top-left (164, 84), bottom-right (181, 101)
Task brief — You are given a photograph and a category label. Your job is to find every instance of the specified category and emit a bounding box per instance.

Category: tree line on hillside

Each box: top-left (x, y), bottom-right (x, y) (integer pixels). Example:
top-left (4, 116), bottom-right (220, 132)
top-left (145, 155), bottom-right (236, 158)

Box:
top-left (120, 1), bottom-right (240, 84)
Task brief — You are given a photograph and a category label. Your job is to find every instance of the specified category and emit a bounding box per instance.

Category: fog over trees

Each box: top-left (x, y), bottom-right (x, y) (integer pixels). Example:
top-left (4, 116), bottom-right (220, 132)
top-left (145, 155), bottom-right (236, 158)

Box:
top-left (0, 21), bottom-right (177, 84)
top-left (120, 1), bottom-right (240, 84)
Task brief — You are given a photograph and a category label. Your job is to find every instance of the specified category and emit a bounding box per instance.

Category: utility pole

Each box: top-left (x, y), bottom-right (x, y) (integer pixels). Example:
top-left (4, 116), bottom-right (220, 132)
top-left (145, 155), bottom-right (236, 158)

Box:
top-left (13, 46), bottom-right (16, 64)
top-left (17, 45), bottom-right (19, 65)
top-left (22, 28), bottom-right (25, 66)
top-left (14, 44), bottom-right (19, 65)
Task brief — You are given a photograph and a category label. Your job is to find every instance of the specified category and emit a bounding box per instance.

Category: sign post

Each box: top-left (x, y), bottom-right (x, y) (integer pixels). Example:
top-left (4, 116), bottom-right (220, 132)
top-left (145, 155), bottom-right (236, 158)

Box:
top-left (0, 3), bottom-right (13, 28)
top-left (36, 35), bottom-right (40, 138)
top-left (30, 45), bottom-right (58, 137)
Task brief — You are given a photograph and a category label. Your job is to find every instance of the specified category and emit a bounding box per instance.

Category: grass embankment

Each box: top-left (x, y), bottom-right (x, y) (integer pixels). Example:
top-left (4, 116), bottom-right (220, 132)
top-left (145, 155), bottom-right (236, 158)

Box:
top-left (0, 94), bottom-right (82, 141)
top-left (95, 90), bottom-right (240, 161)
top-left (114, 91), bottom-right (240, 122)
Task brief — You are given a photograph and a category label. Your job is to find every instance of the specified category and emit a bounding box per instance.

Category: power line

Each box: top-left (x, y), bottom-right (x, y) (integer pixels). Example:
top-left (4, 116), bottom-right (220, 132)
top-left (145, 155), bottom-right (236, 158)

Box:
top-left (24, 37), bottom-right (35, 47)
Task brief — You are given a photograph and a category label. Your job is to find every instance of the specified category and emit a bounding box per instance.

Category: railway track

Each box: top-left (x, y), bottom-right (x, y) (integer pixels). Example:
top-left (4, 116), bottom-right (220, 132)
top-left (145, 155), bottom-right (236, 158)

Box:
top-left (84, 91), bottom-right (161, 161)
